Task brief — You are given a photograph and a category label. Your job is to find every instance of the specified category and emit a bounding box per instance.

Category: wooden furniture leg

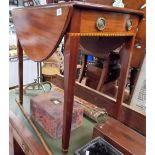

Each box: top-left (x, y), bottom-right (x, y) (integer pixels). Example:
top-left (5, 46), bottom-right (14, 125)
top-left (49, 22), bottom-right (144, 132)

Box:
top-left (78, 54), bottom-right (87, 83)
top-left (62, 36), bottom-right (79, 153)
top-left (17, 40), bottom-right (23, 105)
top-left (116, 37), bottom-right (135, 119)
top-left (97, 54), bottom-right (110, 91)
top-left (130, 67), bottom-right (138, 94)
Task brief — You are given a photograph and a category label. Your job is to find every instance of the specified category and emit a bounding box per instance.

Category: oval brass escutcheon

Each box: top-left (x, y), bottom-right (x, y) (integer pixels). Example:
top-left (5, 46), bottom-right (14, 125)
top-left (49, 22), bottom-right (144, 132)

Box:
top-left (126, 19), bottom-right (132, 31)
top-left (96, 17), bottom-right (106, 31)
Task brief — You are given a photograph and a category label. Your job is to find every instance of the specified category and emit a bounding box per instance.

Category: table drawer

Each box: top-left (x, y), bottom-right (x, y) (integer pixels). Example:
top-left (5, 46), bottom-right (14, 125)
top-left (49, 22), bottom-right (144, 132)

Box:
top-left (80, 10), bottom-right (139, 34)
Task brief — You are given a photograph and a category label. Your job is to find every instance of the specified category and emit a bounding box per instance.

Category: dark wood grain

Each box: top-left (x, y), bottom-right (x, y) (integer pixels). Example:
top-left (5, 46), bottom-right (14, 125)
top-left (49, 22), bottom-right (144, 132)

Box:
top-left (17, 40), bottom-right (23, 105)
top-left (9, 111), bottom-right (47, 155)
top-left (80, 37), bottom-right (126, 58)
top-left (93, 117), bottom-right (145, 155)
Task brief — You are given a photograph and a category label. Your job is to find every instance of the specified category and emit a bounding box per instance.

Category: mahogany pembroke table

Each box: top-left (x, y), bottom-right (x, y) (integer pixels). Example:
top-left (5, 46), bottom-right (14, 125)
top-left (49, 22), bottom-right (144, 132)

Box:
top-left (11, 2), bottom-right (143, 153)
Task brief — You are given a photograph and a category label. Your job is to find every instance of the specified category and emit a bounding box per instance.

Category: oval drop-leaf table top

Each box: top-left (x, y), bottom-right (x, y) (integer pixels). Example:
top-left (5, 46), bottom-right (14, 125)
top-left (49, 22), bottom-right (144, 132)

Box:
top-left (11, 3), bottom-right (73, 61)
top-left (11, 2), bottom-right (143, 61)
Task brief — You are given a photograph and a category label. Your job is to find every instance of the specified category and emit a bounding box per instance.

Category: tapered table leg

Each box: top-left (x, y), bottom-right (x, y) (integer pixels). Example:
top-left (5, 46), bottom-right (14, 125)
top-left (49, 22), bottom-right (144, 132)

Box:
top-left (97, 54), bottom-right (110, 92)
top-left (78, 54), bottom-right (87, 83)
top-left (62, 35), bottom-right (79, 153)
top-left (115, 36), bottom-right (135, 119)
top-left (17, 40), bottom-right (23, 105)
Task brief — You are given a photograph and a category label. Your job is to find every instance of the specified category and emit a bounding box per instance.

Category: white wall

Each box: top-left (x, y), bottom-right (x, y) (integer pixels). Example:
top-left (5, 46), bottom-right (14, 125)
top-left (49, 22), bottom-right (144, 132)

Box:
top-left (9, 57), bottom-right (37, 87)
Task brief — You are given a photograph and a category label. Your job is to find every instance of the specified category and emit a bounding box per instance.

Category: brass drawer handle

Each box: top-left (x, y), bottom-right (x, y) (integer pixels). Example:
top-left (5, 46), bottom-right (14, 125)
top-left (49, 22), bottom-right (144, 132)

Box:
top-left (126, 19), bottom-right (132, 31)
top-left (96, 17), bottom-right (106, 31)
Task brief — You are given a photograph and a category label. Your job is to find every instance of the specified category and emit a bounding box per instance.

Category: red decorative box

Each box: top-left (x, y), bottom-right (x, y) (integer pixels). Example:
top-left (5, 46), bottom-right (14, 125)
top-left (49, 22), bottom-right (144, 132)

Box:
top-left (30, 90), bottom-right (84, 139)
